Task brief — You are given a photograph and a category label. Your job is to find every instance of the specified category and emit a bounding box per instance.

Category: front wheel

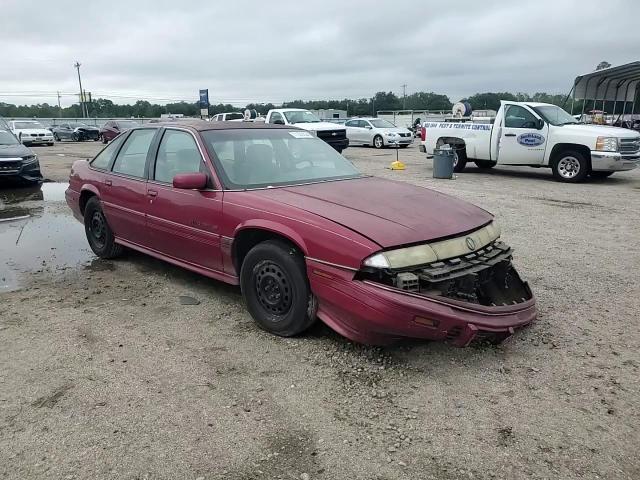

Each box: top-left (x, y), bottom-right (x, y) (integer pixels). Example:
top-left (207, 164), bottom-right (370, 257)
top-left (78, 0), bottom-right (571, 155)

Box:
top-left (71, 133), bottom-right (79, 142)
top-left (551, 150), bottom-right (589, 182)
top-left (53, 133), bottom-right (60, 141)
top-left (84, 196), bottom-right (123, 259)
top-left (240, 240), bottom-right (316, 337)
top-left (590, 171), bottom-right (614, 179)
top-left (101, 135), bottom-right (108, 144)
top-left (373, 135), bottom-right (384, 149)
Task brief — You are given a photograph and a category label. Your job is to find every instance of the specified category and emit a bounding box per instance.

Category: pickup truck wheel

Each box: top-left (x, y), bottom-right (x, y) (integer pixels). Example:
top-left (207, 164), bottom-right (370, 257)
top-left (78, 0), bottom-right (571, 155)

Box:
top-left (240, 240), bottom-right (316, 337)
top-left (373, 135), bottom-right (384, 149)
top-left (475, 160), bottom-right (496, 169)
top-left (84, 197), bottom-right (123, 259)
top-left (453, 149), bottom-right (467, 172)
top-left (590, 171), bottom-right (614, 179)
top-left (552, 151), bottom-right (588, 182)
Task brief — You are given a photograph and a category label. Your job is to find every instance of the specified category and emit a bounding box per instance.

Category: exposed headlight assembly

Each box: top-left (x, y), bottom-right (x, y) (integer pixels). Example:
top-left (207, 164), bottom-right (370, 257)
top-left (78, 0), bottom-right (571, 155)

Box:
top-left (22, 154), bottom-right (38, 164)
top-left (362, 221), bottom-right (501, 269)
top-left (595, 137), bottom-right (618, 152)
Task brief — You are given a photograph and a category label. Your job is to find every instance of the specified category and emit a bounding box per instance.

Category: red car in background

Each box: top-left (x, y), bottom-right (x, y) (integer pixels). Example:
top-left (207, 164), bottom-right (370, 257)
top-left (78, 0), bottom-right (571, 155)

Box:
top-left (99, 119), bottom-right (141, 143)
top-left (66, 122), bottom-right (535, 346)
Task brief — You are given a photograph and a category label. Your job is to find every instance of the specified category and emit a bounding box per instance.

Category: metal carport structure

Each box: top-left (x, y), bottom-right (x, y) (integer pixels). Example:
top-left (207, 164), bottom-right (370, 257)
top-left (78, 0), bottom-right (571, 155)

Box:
top-left (569, 61), bottom-right (640, 117)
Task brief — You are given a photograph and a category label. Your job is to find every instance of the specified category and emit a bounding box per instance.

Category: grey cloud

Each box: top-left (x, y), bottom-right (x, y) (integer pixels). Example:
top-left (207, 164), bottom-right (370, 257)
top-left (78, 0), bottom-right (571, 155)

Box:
top-left (1, 0), bottom-right (638, 107)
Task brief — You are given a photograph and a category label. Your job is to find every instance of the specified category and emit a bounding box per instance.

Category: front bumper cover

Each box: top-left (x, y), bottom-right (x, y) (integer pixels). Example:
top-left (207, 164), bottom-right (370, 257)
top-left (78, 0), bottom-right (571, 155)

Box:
top-left (590, 150), bottom-right (639, 171)
top-left (307, 259), bottom-right (536, 347)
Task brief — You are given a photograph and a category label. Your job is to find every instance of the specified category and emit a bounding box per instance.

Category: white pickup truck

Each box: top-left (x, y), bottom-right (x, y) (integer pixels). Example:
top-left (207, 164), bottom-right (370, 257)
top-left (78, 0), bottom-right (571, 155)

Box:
top-left (265, 108), bottom-right (349, 153)
top-left (419, 101), bottom-right (640, 182)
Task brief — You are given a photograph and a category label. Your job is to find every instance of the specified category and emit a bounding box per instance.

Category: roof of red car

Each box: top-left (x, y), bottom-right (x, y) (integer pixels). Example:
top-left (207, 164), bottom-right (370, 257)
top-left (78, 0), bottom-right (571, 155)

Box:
top-left (143, 120), bottom-right (291, 132)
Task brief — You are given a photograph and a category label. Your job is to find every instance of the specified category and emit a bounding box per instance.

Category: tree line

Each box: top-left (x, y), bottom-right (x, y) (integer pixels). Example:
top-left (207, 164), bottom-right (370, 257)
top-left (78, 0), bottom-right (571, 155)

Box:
top-left (0, 90), bottom-right (589, 119)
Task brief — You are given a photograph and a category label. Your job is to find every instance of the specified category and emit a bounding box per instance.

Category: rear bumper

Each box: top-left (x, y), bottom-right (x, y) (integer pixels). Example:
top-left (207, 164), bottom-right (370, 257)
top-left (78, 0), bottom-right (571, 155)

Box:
top-left (307, 259), bottom-right (536, 347)
top-left (590, 151), bottom-right (639, 171)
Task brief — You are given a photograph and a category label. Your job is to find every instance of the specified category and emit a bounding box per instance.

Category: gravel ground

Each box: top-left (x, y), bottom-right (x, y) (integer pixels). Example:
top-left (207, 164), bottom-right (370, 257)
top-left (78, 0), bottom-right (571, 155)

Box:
top-left (1, 140), bottom-right (639, 479)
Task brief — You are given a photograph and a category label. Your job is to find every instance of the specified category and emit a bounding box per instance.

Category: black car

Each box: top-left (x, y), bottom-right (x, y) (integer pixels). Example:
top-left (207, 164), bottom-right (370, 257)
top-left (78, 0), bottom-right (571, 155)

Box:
top-left (0, 128), bottom-right (42, 184)
top-left (51, 123), bottom-right (100, 142)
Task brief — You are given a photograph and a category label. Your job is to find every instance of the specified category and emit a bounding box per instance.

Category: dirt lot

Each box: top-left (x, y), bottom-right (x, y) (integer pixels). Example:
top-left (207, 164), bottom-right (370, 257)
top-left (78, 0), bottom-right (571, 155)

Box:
top-left (1, 140), bottom-right (639, 479)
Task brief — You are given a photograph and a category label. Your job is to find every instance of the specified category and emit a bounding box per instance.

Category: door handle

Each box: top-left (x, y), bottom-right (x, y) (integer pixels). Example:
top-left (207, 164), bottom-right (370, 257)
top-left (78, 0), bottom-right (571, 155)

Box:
top-left (104, 179), bottom-right (112, 186)
top-left (147, 190), bottom-right (158, 197)
top-left (504, 133), bottom-right (516, 137)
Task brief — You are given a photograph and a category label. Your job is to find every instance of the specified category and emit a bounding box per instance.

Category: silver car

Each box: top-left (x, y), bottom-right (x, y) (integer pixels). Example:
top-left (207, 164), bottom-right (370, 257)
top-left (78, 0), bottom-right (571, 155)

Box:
top-left (344, 118), bottom-right (413, 149)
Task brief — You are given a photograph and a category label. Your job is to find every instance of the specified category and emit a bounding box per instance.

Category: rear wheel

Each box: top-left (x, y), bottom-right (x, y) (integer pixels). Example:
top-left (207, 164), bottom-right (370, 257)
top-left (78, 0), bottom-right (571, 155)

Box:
top-left (373, 135), bottom-right (384, 149)
top-left (84, 197), bottom-right (123, 259)
top-left (240, 240), bottom-right (316, 337)
top-left (590, 171), bottom-right (614, 179)
top-left (475, 160), bottom-right (496, 169)
top-left (53, 133), bottom-right (60, 141)
top-left (71, 133), bottom-right (79, 142)
top-left (551, 150), bottom-right (589, 182)
top-left (101, 135), bottom-right (108, 144)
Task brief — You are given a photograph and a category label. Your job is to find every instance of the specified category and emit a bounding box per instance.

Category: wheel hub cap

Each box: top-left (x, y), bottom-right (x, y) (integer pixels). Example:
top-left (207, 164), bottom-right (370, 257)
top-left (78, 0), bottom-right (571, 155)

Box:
top-left (558, 156), bottom-right (580, 178)
top-left (255, 262), bottom-right (291, 315)
top-left (91, 212), bottom-right (106, 245)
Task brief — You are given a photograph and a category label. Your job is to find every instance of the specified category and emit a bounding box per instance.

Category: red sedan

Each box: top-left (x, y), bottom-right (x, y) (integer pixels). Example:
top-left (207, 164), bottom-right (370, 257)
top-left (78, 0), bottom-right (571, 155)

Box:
top-left (66, 122), bottom-right (536, 346)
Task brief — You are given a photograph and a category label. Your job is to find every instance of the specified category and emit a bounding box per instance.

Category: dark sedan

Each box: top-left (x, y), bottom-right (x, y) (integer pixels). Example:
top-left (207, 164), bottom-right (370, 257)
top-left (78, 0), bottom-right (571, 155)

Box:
top-left (99, 120), bottom-right (141, 143)
top-left (51, 123), bottom-right (100, 142)
top-left (66, 122), bottom-right (535, 347)
top-left (0, 128), bottom-right (42, 184)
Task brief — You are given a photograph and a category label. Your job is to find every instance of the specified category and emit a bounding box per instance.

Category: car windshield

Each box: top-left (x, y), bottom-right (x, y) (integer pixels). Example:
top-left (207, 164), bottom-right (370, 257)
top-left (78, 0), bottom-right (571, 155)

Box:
top-left (69, 123), bottom-right (89, 128)
top-left (116, 120), bottom-right (140, 128)
top-left (282, 110), bottom-right (321, 124)
top-left (203, 128), bottom-right (364, 189)
top-left (0, 129), bottom-right (19, 145)
top-left (369, 119), bottom-right (396, 128)
top-left (530, 105), bottom-right (578, 126)
top-left (14, 121), bottom-right (44, 129)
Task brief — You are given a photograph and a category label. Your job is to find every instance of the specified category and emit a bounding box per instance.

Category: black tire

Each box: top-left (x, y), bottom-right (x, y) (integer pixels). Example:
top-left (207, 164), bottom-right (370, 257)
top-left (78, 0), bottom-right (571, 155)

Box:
top-left (101, 135), bottom-right (108, 144)
top-left (53, 133), bottom-right (60, 141)
top-left (551, 150), bottom-right (589, 182)
top-left (400, 144), bottom-right (409, 148)
top-left (453, 147), bottom-right (467, 172)
top-left (475, 160), bottom-right (496, 169)
top-left (83, 196), bottom-right (123, 259)
top-left (590, 171), bottom-right (614, 179)
top-left (373, 135), bottom-right (384, 149)
top-left (72, 133), bottom-right (79, 142)
top-left (240, 239), bottom-right (316, 337)
top-left (47, 142), bottom-right (54, 146)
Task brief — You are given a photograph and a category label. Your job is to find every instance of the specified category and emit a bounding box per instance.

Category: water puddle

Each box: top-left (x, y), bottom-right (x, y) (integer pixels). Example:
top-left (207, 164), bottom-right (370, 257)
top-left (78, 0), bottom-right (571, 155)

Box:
top-left (0, 183), bottom-right (94, 292)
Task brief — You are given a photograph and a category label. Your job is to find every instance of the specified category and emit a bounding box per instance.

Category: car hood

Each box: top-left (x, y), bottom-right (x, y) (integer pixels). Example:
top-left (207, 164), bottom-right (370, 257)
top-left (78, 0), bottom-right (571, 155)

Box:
top-left (249, 177), bottom-right (493, 248)
top-left (560, 124), bottom-right (640, 138)
top-left (292, 121), bottom-right (346, 132)
top-left (15, 128), bottom-right (51, 135)
top-left (0, 143), bottom-right (32, 158)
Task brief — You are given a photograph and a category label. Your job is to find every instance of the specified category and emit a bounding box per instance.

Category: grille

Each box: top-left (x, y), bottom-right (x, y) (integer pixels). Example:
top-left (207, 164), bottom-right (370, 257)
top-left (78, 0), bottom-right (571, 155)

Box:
top-left (399, 133), bottom-right (411, 137)
top-left (316, 129), bottom-right (346, 140)
top-left (619, 138), bottom-right (640, 154)
top-left (0, 161), bottom-right (21, 172)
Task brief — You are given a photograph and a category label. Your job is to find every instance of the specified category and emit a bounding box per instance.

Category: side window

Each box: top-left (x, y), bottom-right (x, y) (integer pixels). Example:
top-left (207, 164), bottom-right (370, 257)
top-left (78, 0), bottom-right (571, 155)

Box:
top-left (154, 129), bottom-right (203, 183)
top-left (90, 134), bottom-right (127, 170)
top-left (270, 112), bottom-right (283, 123)
top-left (112, 129), bottom-right (156, 178)
top-left (345, 120), bottom-right (357, 127)
top-left (505, 105), bottom-right (538, 129)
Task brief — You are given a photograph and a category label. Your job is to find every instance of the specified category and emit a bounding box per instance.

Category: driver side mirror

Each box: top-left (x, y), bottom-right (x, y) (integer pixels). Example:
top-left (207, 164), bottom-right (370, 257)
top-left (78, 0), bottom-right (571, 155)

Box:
top-left (536, 118), bottom-right (544, 130)
top-left (366, 126), bottom-right (372, 129)
top-left (173, 172), bottom-right (207, 190)
top-left (273, 119), bottom-right (285, 125)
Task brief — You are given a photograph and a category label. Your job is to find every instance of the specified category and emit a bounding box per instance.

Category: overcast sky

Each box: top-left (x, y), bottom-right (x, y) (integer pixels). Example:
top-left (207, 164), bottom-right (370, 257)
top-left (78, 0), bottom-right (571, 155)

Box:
top-left (1, 0), bottom-right (638, 107)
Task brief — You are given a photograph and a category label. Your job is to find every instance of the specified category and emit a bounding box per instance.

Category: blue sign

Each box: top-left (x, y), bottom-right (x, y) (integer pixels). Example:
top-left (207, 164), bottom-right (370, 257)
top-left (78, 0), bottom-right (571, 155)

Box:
top-left (517, 132), bottom-right (545, 147)
top-left (199, 89), bottom-right (209, 108)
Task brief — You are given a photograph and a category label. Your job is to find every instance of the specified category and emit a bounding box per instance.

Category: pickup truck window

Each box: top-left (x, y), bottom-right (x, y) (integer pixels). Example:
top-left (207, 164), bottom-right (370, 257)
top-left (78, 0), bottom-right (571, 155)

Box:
top-left (531, 105), bottom-right (578, 126)
top-left (504, 105), bottom-right (538, 129)
top-left (282, 110), bottom-right (321, 124)
top-left (269, 112), bottom-right (284, 124)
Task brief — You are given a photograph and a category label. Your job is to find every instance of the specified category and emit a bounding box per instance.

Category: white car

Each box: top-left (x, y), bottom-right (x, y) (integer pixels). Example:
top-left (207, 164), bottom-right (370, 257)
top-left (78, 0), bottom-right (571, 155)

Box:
top-left (211, 112), bottom-right (245, 122)
top-left (9, 120), bottom-right (54, 146)
top-left (344, 118), bottom-right (413, 149)
top-left (264, 108), bottom-right (349, 152)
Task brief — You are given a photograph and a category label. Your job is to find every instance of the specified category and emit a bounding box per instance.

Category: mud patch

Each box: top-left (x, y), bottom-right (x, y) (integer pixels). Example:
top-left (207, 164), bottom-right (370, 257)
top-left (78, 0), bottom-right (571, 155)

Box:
top-left (531, 196), bottom-right (601, 209)
top-left (31, 383), bottom-right (73, 408)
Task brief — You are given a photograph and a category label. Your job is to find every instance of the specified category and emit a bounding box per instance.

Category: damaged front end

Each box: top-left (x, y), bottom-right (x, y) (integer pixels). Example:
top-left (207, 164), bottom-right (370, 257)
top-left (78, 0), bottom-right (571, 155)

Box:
top-left (357, 222), bottom-right (533, 308)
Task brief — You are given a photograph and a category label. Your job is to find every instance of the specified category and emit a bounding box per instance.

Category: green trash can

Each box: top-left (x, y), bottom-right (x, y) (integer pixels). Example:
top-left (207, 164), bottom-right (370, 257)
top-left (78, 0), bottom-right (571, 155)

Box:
top-left (433, 144), bottom-right (455, 179)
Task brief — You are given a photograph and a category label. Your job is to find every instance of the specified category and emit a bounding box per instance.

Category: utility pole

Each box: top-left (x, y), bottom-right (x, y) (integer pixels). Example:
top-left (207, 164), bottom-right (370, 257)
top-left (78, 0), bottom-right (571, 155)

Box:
top-left (57, 91), bottom-right (62, 118)
top-left (401, 84), bottom-right (407, 110)
top-left (74, 61), bottom-right (86, 118)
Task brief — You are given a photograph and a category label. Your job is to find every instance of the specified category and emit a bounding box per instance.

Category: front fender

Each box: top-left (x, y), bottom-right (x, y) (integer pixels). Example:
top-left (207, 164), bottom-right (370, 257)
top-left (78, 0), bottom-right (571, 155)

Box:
top-left (233, 219), bottom-right (309, 254)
